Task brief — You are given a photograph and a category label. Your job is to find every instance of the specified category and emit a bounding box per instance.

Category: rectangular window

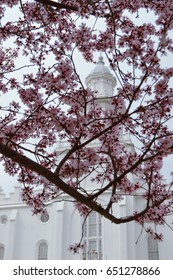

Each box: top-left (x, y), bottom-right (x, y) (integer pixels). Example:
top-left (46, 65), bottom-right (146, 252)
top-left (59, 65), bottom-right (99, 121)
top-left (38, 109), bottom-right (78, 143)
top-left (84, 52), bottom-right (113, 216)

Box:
top-left (88, 240), bottom-right (97, 260)
top-left (0, 246), bottom-right (4, 260)
top-left (98, 215), bottom-right (102, 236)
top-left (98, 239), bottom-right (102, 260)
top-left (82, 212), bottom-right (103, 260)
top-left (88, 212), bottom-right (96, 237)
top-left (148, 236), bottom-right (159, 260)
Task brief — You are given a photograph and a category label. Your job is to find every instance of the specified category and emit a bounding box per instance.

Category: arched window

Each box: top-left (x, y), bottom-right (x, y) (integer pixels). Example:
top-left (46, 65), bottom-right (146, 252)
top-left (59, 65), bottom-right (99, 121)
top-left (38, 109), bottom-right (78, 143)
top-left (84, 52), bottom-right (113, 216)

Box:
top-left (38, 242), bottom-right (48, 260)
top-left (148, 236), bottom-right (159, 260)
top-left (82, 212), bottom-right (102, 260)
top-left (0, 245), bottom-right (4, 260)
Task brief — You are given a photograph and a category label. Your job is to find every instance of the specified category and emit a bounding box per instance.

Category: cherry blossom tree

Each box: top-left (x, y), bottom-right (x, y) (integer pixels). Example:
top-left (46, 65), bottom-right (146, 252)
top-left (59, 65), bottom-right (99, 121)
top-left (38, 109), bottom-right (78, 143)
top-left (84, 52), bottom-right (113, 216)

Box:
top-left (1, 0), bottom-right (173, 249)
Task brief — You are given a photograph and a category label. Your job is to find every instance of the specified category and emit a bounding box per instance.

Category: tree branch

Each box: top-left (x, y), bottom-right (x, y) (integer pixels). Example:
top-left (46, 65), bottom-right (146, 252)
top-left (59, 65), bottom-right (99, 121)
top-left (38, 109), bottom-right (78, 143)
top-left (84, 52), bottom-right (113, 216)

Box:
top-left (35, 0), bottom-right (78, 11)
top-left (0, 142), bottom-right (160, 224)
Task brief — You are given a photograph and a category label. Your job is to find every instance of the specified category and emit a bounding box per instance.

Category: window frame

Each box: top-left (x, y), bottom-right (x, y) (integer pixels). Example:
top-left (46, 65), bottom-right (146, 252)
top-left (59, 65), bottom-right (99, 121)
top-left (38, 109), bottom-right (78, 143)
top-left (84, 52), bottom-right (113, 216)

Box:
top-left (37, 241), bottom-right (48, 260)
top-left (147, 236), bottom-right (159, 260)
top-left (0, 244), bottom-right (5, 260)
top-left (82, 212), bottom-right (103, 260)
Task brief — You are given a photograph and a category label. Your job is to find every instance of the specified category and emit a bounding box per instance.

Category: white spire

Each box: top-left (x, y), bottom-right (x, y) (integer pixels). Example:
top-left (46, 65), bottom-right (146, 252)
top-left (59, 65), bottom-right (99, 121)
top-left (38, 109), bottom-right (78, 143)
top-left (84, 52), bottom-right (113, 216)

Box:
top-left (97, 55), bottom-right (104, 65)
top-left (85, 56), bottom-right (116, 99)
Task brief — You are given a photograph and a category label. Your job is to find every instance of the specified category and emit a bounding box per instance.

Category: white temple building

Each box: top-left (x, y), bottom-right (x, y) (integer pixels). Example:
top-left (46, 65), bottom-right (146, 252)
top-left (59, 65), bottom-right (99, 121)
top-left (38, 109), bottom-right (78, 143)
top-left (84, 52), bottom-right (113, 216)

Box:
top-left (0, 58), bottom-right (173, 260)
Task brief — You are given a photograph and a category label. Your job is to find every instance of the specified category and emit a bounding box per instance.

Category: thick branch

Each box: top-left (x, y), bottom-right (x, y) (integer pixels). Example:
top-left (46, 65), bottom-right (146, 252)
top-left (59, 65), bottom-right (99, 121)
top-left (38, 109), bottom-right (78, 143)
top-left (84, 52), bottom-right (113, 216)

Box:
top-left (0, 142), bottom-right (157, 224)
top-left (35, 0), bottom-right (110, 17)
top-left (35, 0), bottom-right (78, 11)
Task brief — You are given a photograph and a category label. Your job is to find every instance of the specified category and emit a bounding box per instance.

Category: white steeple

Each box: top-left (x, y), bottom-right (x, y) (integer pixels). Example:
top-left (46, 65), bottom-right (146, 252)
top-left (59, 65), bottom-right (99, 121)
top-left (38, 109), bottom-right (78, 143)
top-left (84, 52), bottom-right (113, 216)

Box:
top-left (85, 56), bottom-right (116, 99)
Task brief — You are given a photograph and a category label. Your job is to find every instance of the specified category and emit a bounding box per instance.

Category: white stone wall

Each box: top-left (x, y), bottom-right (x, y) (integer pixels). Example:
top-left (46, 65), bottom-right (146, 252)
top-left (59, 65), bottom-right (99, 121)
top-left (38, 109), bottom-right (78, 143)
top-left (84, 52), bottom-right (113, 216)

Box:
top-left (0, 186), bottom-right (173, 259)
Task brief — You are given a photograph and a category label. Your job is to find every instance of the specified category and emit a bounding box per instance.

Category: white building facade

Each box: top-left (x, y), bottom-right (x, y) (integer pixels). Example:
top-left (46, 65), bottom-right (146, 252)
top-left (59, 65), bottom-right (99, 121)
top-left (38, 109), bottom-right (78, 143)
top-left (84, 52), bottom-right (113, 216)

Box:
top-left (0, 58), bottom-right (173, 260)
